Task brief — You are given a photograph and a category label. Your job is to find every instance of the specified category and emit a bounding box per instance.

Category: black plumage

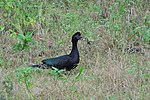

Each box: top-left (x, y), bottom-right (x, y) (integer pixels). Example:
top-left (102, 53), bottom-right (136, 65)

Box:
top-left (32, 32), bottom-right (82, 71)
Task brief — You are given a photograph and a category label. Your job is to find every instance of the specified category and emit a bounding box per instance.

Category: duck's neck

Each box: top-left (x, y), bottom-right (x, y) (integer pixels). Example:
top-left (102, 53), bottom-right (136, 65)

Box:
top-left (70, 42), bottom-right (79, 63)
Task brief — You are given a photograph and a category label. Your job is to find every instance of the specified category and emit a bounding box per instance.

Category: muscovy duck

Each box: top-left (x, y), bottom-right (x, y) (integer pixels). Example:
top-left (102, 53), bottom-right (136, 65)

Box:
top-left (32, 32), bottom-right (82, 71)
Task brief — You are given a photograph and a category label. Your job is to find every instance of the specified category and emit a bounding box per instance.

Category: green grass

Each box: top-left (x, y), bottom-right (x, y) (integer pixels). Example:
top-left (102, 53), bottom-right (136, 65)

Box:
top-left (0, 0), bottom-right (150, 99)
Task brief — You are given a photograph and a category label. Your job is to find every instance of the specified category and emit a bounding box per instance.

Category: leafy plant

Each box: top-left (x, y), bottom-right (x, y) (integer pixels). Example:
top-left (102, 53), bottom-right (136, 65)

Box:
top-left (16, 67), bottom-right (37, 100)
top-left (49, 67), bottom-right (65, 80)
top-left (13, 32), bottom-right (33, 51)
top-left (0, 25), bottom-right (4, 31)
top-left (71, 66), bottom-right (94, 90)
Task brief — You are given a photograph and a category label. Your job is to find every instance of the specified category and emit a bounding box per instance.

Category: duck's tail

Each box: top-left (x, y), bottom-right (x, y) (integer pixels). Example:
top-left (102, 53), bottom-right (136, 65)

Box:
top-left (31, 64), bottom-right (48, 69)
top-left (31, 63), bottom-right (46, 68)
top-left (31, 64), bottom-right (42, 68)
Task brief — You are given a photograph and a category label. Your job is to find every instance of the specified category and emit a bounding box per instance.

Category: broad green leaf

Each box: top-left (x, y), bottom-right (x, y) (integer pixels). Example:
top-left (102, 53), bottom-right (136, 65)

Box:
top-left (0, 25), bottom-right (4, 31)
top-left (26, 32), bottom-right (33, 38)
top-left (27, 81), bottom-right (32, 87)
top-left (13, 43), bottom-right (22, 51)
top-left (17, 33), bottom-right (25, 41)
top-left (24, 45), bottom-right (30, 50)
top-left (0, 1), bottom-right (4, 7)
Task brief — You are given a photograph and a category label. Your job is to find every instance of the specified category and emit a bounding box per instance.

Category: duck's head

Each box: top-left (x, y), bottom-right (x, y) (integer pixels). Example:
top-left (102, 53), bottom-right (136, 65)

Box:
top-left (72, 32), bottom-right (82, 43)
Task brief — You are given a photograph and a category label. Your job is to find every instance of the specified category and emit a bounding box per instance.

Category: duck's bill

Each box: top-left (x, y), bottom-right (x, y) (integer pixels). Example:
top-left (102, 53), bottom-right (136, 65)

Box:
top-left (77, 36), bottom-right (83, 40)
top-left (79, 37), bottom-right (87, 40)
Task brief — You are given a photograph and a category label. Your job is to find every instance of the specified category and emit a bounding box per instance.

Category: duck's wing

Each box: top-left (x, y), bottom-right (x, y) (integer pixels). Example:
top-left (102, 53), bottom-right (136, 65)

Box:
top-left (42, 55), bottom-right (74, 69)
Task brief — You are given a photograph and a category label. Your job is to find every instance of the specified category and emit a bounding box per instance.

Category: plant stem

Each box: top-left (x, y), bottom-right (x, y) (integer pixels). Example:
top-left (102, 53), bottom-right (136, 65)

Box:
top-left (24, 74), bottom-right (36, 100)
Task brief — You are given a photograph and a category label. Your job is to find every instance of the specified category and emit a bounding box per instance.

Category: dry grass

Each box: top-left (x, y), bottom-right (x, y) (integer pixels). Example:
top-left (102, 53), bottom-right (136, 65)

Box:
top-left (0, 0), bottom-right (150, 100)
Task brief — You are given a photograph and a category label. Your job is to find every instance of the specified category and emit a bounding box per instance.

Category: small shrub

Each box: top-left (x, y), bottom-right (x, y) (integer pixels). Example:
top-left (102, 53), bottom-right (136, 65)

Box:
top-left (16, 67), bottom-right (37, 100)
top-left (49, 67), bottom-right (65, 80)
top-left (13, 32), bottom-right (33, 51)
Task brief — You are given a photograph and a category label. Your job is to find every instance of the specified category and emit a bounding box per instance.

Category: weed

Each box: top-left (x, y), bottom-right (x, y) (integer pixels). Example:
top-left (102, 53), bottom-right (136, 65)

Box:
top-left (49, 67), bottom-right (65, 81)
top-left (16, 67), bottom-right (37, 100)
top-left (0, 25), bottom-right (5, 32)
top-left (70, 66), bottom-right (94, 97)
top-left (13, 32), bottom-right (33, 51)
